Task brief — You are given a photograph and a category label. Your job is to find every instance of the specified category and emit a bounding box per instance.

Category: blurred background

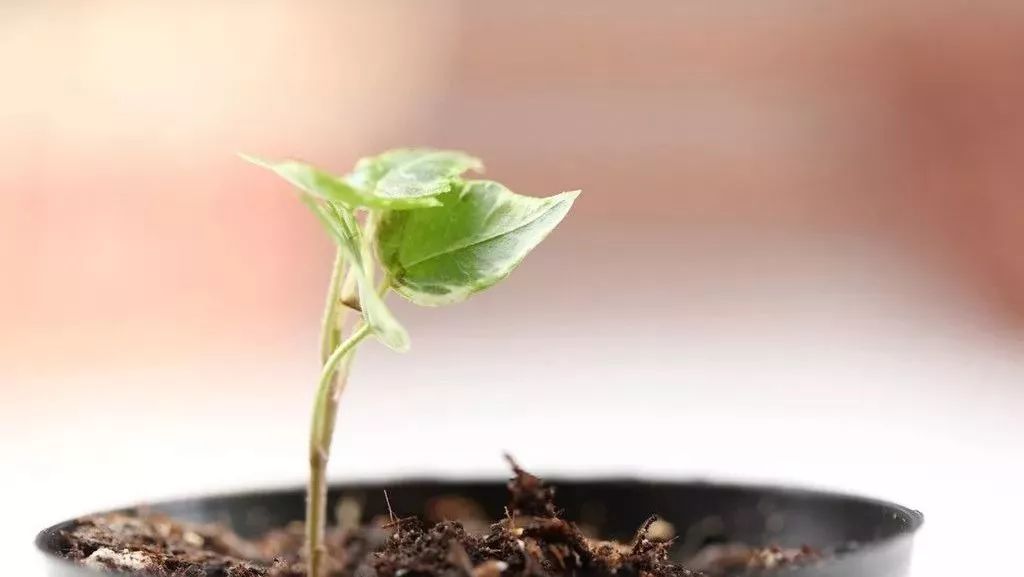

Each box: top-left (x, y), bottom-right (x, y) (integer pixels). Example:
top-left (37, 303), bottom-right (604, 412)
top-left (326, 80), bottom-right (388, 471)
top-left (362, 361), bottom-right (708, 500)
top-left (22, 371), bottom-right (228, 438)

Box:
top-left (3, 2), bottom-right (1023, 576)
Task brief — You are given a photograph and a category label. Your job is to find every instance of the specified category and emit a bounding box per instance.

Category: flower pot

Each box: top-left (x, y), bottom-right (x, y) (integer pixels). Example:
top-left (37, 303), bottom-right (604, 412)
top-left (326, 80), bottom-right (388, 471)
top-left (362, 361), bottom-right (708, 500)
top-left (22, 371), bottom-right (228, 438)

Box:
top-left (36, 478), bottom-right (922, 577)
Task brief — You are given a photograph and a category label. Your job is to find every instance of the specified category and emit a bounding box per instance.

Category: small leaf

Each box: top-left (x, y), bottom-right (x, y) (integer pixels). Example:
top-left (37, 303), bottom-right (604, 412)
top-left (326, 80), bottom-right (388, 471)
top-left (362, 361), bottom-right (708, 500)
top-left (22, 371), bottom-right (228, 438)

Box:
top-left (359, 280), bottom-right (410, 352)
top-left (377, 180), bottom-right (578, 306)
top-left (348, 149), bottom-right (483, 201)
top-left (240, 154), bottom-right (440, 210)
top-left (299, 197), bottom-right (410, 352)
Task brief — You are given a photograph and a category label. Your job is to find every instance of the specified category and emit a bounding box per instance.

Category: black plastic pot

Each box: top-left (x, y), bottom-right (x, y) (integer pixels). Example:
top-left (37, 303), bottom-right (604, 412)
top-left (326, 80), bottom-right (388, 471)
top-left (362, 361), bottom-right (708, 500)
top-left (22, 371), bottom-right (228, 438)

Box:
top-left (37, 479), bottom-right (922, 577)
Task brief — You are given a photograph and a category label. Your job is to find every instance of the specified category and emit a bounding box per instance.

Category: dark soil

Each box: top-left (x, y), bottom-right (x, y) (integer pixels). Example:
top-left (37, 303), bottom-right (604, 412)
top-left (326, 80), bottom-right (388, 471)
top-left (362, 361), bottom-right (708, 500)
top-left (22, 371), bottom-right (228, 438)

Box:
top-left (52, 458), bottom-right (817, 577)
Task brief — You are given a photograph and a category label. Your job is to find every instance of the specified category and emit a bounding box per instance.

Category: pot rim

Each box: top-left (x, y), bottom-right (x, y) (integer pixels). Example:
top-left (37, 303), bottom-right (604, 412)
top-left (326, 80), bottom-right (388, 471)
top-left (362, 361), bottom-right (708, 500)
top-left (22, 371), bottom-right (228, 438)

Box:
top-left (36, 476), bottom-right (924, 574)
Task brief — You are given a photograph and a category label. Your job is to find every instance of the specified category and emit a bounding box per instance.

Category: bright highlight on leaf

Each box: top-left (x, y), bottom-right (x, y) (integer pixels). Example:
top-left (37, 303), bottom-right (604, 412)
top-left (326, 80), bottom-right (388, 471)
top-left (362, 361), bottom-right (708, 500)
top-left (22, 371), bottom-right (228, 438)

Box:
top-left (348, 148), bottom-right (483, 201)
top-left (377, 181), bottom-right (579, 306)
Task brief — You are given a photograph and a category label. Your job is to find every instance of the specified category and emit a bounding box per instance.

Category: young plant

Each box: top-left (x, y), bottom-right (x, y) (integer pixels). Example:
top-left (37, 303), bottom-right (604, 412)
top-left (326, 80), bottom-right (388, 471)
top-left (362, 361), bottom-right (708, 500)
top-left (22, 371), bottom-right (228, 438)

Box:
top-left (242, 149), bottom-right (578, 577)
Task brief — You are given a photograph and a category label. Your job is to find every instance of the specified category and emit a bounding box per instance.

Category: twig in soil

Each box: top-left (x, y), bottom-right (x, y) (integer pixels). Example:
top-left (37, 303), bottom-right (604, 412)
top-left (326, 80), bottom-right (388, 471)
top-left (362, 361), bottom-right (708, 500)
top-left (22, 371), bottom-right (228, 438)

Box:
top-left (384, 490), bottom-right (397, 526)
top-left (503, 506), bottom-right (517, 533)
top-left (504, 454), bottom-right (558, 518)
top-left (382, 487), bottom-right (413, 541)
top-left (380, 517), bottom-right (418, 530)
top-left (631, 515), bottom-right (659, 553)
top-left (503, 453), bottom-right (524, 475)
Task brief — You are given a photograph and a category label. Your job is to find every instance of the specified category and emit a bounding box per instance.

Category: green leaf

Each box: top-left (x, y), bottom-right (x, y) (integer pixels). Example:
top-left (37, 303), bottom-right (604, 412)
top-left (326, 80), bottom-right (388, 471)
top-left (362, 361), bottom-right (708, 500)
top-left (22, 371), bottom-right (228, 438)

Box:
top-left (348, 149), bottom-right (483, 201)
top-left (377, 180), bottom-right (579, 306)
top-left (240, 154), bottom-right (440, 210)
top-left (299, 197), bottom-right (410, 352)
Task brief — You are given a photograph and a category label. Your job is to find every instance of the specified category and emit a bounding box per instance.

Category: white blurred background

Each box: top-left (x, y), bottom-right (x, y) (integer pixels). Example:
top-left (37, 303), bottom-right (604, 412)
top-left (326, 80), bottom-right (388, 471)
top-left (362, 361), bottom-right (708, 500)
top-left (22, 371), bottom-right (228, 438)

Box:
top-left (3, 2), bottom-right (1023, 576)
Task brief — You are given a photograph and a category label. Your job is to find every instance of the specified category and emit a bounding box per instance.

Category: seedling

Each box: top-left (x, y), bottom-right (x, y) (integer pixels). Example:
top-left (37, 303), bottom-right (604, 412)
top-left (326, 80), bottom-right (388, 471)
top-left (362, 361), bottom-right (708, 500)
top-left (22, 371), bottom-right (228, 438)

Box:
top-left (242, 149), bottom-right (578, 577)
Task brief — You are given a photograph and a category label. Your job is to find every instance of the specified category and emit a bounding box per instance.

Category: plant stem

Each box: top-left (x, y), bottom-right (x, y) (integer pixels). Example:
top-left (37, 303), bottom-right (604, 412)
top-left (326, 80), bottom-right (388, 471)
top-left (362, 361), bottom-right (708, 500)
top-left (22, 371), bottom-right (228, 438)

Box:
top-left (319, 249), bottom-right (347, 365)
top-left (307, 322), bottom-right (371, 577)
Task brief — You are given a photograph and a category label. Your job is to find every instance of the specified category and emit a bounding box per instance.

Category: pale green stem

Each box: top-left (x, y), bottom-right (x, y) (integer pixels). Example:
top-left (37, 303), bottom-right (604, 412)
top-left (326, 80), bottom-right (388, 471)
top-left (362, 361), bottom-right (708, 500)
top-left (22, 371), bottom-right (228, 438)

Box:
top-left (307, 210), bottom-right (390, 577)
top-left (307, 322), bottom-right (371, 577)
top-left (319, 249), bottom-right (347, 365)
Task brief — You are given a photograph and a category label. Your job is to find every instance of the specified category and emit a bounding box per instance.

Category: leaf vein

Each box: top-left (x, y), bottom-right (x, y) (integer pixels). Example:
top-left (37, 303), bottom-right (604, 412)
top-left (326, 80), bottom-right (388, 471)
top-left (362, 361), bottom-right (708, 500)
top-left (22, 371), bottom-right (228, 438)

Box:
top-left (401, 199), bottom-right (564, 270)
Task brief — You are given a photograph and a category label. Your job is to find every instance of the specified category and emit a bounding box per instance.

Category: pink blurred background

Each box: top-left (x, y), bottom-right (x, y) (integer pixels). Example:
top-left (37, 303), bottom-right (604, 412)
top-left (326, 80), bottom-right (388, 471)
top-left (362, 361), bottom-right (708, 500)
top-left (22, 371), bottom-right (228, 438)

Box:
top-left (3, 2), bottom-right (1023, 576)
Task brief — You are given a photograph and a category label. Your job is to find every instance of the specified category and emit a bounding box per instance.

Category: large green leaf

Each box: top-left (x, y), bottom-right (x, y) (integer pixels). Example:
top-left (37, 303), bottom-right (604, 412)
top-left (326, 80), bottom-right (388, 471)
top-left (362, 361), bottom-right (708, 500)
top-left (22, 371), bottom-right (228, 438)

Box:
top-left (377, 180), bottom-right (579, 306)
top-left (348, 149), bottom-right (482, 201)
top-left (299, 197), bottom-right (410, 352)
top-left (241, 154), bottom-right (440, 210)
